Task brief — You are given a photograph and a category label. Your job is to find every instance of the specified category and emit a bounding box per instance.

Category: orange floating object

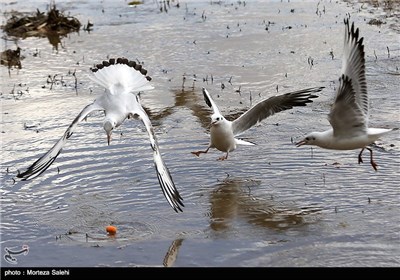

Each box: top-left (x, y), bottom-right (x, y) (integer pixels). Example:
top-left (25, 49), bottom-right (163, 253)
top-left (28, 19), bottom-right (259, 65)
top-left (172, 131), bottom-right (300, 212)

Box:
top-left (106, 225), bottom-right (117, 235)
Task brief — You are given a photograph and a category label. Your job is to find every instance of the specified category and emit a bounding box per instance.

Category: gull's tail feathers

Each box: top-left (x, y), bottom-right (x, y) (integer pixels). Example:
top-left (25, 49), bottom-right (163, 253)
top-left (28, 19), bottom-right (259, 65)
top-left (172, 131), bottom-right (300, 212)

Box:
top-left (368, 127), bottom-right (399, 138)
top-left (235, 138), bottom-right (256, 146)
top-left (90, 57), bottom-right (154, 94)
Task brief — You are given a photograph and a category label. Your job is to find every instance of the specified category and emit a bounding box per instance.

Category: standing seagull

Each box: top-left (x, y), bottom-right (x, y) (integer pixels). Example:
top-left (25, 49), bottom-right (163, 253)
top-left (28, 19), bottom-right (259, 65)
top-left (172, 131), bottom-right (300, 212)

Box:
top-left (16, 57), bottom-right (184, 212)
top-left (296, 19), bottom-right (398, 171)
top-left (191, 86), bottom-right (323, 160)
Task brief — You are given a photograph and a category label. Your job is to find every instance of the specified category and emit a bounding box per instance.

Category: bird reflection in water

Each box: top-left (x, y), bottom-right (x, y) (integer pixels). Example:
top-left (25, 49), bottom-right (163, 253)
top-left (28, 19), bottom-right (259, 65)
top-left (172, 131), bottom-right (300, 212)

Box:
top-left (143, 87), bottom-right (247, 131)
top-left (209, 177), bottom-right (321, 232)
top-left (145, 87), bottom-right (211, 129)
top-left (163, 238), bottom-right (184, 267)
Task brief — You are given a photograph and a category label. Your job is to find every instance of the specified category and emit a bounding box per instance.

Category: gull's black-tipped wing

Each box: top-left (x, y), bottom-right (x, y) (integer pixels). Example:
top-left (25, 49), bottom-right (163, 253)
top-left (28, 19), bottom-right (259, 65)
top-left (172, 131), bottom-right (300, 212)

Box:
top-left (17, 102), bottom-right (104, 180)
top-left (202, 87), bottom-right (222, 116)
top-left (329, 75), bottom-right (366, 137)
top-left (232, 87), bottom-right (323, 136)
top-left (329, 19), bottom-right (368, 137)
top-left (340, 18), bottom-right (368, 118)
top-left (131, 105), bottom-right (184, 212)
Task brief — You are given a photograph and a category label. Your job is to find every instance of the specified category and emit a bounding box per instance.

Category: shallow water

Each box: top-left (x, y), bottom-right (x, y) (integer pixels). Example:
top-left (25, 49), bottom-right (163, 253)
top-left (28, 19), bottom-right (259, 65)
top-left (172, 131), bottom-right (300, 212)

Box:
top-left (1, 0), bottom-right (399, 267)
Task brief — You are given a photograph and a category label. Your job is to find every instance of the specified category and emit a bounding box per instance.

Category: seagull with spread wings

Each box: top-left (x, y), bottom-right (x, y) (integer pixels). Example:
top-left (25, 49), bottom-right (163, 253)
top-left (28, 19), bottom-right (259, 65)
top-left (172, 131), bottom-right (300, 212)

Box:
top-left (17, 57), bottom-right (184, 212)
top-left (192, 86), bottom-right (323, 160)
top-left (296, 19), bottom-right (398, 171)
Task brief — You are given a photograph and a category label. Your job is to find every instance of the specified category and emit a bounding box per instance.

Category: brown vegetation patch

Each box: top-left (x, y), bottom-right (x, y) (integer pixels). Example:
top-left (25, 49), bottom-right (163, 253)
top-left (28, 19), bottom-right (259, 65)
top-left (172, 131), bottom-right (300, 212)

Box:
top-left (1, 47), bottom-right (23, 70)
top-left (2, 4), bottom-right (81, 41)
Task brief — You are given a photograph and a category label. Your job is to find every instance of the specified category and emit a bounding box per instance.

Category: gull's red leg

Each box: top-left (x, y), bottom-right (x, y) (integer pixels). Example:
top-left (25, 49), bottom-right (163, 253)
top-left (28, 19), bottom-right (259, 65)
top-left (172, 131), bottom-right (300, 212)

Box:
top-left (217, 152), bottom-right (228, 161)
top-left (358, 148), bottom-right (365, 164)
top-left (191, 147), bottom-right (210, 157)
top-left (365, 147), bottom-right (378, 171)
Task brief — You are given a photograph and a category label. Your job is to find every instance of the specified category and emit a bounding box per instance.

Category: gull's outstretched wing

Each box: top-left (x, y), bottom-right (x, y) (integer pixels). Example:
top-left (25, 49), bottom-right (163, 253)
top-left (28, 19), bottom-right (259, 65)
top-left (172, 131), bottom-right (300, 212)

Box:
top-left (132, 105), bottom-right (184, 213)
top-left (232, 87), bottom-right (323, 136)
top-left (328, 75), bottom-right (367, 137)
top-left (341, 18), bottom-right (368, 119)
top-left (17, 102), bottom-right (104, 180)
top-left (202, 87), bottom-right (222, 116)
top-left (329, 19), bottom-right (368, 137)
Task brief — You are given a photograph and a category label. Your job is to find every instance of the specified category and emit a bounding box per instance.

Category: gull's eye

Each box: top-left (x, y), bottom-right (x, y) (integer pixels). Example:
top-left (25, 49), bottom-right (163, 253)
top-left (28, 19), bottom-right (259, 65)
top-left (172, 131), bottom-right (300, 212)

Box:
top-left (312, 137), bottom-right (316, 140)
top-left (306, 137), bottom-right (310, 141)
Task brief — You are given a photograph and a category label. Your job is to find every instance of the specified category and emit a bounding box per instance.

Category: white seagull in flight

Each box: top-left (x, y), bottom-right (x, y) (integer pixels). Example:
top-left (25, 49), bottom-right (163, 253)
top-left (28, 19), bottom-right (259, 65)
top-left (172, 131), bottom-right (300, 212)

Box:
top-left (296, 19), bottom-right (398, 171)
top-left (17, 57), bottom-right (184, 212)
top-left (192, 86), bottom-right (324, 160)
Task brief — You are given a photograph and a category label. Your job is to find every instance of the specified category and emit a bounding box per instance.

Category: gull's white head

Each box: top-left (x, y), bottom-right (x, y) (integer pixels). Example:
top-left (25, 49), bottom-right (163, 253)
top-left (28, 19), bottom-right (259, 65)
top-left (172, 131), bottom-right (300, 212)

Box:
top-left (296, 132), bottom-right (321, 147)
top-left (210, 113), bottom-right (225, 127)
top-left (103, 118), bottom-right (117, 145)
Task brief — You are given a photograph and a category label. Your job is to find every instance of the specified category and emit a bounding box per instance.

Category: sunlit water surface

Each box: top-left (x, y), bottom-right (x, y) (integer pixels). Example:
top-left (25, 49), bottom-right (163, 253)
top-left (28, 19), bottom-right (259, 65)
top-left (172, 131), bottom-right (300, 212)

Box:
top-left (1, 0), bottom-right (399, 267)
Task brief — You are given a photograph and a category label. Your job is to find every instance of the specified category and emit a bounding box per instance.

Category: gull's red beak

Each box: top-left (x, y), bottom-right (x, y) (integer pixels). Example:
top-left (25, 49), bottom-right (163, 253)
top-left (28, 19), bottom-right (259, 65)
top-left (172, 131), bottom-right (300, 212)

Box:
top-left (295, 140), bottom-right (306, 147)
